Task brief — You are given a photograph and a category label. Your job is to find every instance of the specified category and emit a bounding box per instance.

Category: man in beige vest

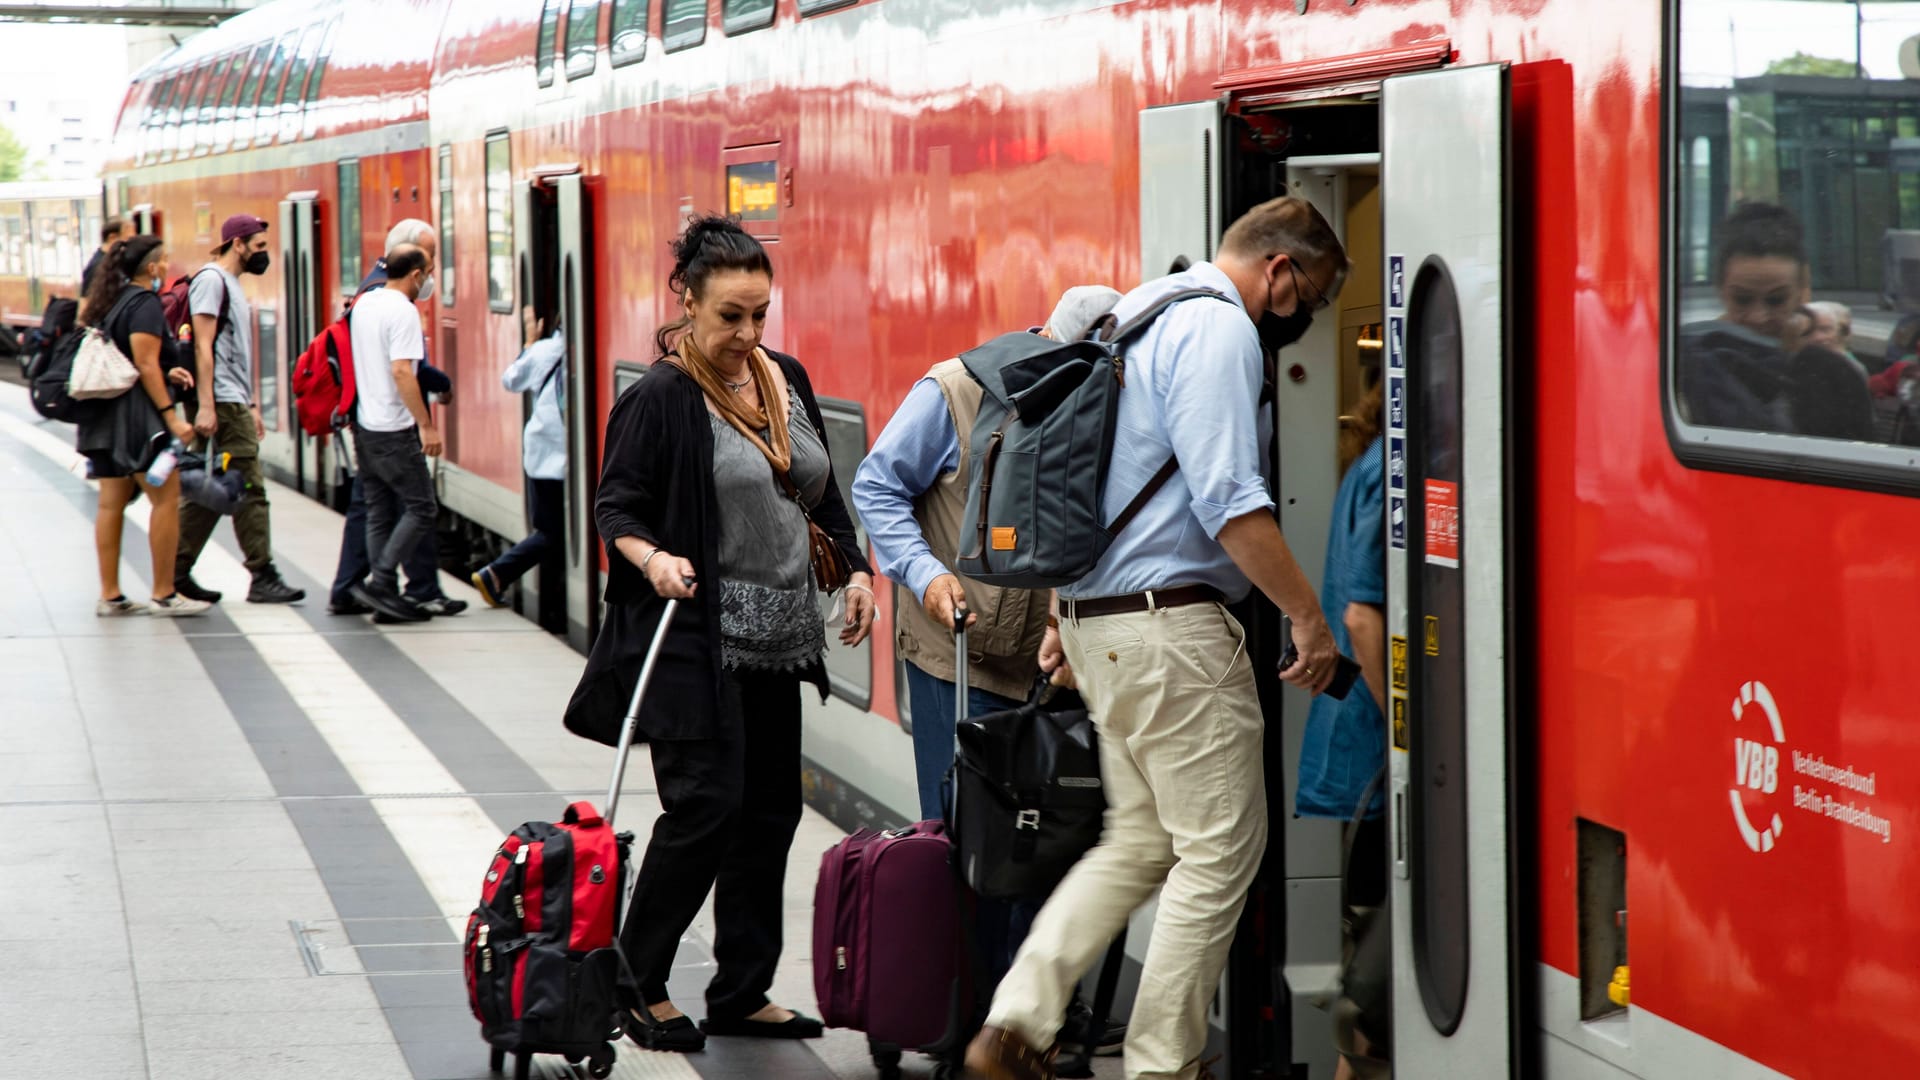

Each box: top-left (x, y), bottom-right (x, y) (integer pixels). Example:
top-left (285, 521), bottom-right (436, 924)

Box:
top-left (852, 284), bottom-right (1124, 1052)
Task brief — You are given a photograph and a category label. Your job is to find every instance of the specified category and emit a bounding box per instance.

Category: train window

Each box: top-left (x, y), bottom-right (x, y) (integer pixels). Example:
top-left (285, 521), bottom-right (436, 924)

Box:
top-left (306, 20), bottom-right (339, 107)
top-left (723, 0), bottom-right (774, 34)
top-left (257, 308), bottom-right (279, 433)
top-left (1670, 0), bottom-right (1920, 491)
top-left (486, 131), bottom-right (514, 312)
top-left (438, 144), bottom-right (456, 307)
top-left (664, 0), bottom-right (708, 51)
top-left (536, 0), bottom-right (561, 87)
top-left (610, 0), bottom-right (647, 65)
top-left (796, 0), bottom-right (855, 13)
top-left (566, 0), bottom-right (600, 79)
top-left (258, 33), bottom-right (297, 139)
top-left (339, 160), bottom-right (362, 293)
top-left (233, 43), bottom-right (271, 149)
top-left (814, 398), bottom-right (873, 710)
top-left (194, 61), bottom-right (226, 156)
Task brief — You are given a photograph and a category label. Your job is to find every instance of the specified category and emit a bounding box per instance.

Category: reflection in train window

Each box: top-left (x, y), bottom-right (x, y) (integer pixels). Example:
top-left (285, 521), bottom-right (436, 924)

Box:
top-left (566, 0), bottom-right (600, 79)
top-left (252, 33), bottom-right (296, 147)
top-left (486, 132), bottom-right (514, 313)
top-left (438, 144), bottom-right (456, 307)
top-left (724, 0), bottom-right (774, 35)
top-left (815, 397), bottom-right (872, 710)
top-left (258, 308), bottom-right (279, 433)
top-left (233, 43), bottom-right (272, 149)
top-left (610, 0), bottom-right (647, 65)
top-left (338, 161), bottom-right (362, 293)
top-left (664, 0), bottom-right (708, 51)
top-left (303, 17), bottom-right (341, 140)
top-left (537, 0), bottom-right (562, 87)
top-left (1671, 0), bottom-right (1920, 482)
top-left (797, 0), bottom-right (855, 13)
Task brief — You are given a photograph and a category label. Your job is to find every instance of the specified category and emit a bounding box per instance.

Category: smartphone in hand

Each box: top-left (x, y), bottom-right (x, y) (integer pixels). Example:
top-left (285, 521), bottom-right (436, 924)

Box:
top-left (1278, 615), bottom-right (1362, 700)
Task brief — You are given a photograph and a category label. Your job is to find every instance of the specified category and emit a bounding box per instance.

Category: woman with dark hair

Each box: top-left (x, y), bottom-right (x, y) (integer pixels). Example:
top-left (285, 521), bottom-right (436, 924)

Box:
top-left (75, 235), bottom-right (208, 617)
top-left (563, 215), bottom-right (874, 1052)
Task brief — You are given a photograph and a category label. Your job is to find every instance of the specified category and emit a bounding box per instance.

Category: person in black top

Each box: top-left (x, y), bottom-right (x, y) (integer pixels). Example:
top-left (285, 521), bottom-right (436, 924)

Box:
top-left (74, 236), bottom-right (209, 618)
top-left (562, 216), bottom-right (874, 1052)
top-left (80, 216), bottom-right (134, 296)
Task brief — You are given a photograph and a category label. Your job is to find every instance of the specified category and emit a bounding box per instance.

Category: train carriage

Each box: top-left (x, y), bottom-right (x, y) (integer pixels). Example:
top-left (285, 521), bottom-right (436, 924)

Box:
top-left (94, 0), bottom-right (1920, 1076)
top-left (0, 180), bottom-right (103, 345)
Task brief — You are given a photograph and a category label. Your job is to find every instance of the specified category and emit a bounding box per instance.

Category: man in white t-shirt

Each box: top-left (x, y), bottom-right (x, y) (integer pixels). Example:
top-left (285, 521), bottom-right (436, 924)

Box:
top-left (347, 242), bottom-right (443, 623)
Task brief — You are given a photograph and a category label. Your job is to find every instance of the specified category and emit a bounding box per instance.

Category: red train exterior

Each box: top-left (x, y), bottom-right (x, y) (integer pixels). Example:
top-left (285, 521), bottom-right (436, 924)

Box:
top-left (101, 1), bottom-right (1916, 1077)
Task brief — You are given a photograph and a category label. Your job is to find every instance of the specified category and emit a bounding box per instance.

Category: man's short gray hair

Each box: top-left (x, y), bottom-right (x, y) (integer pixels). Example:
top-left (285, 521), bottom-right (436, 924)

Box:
top-left (385, 218), bottom-right (435, 255)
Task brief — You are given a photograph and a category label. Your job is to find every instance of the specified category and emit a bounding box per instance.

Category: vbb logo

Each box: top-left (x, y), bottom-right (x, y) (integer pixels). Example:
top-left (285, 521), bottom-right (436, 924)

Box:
top-left (1730, 680), bottom-right (1786, 853)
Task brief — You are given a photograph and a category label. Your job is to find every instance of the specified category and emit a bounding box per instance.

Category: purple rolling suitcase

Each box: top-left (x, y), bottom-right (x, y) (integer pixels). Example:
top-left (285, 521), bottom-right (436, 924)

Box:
top-left (812, 613), bottom-right (975, 1079)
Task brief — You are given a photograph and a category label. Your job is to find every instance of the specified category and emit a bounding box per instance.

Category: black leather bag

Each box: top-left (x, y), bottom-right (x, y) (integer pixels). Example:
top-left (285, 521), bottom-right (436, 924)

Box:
top-left (948, 679), bottom-right (1106, 901)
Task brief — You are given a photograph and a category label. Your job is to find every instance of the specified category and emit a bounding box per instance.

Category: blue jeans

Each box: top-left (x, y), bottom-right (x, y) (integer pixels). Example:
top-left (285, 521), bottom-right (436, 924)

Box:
top-left (331, 472), bottom-right (444, 606)
top-left (483, 477), bottom-right (562, 589)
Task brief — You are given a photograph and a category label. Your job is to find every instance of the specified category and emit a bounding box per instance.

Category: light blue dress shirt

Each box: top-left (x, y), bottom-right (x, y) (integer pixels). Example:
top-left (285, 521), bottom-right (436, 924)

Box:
top-left (852, 376), bottom-right (962, 602)
top-left (502, 329), bottom-right (568, 481)
top-left (1063, 262), bottom-right (1274, 602)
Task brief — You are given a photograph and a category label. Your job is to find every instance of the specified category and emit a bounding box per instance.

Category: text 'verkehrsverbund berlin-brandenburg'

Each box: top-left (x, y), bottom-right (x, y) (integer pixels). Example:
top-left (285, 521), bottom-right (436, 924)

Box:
top-left (1793, 751), bottom-right (1875, 796)
top-left (1792, 786), bottom-right (1893, 844)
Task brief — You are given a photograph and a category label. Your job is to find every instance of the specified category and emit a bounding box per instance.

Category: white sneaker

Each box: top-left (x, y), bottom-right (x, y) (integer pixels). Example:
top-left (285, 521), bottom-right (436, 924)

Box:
top-left (149, 594), bottom-right (212, 617)
top-left (95, 596), bottom-right (150, 617)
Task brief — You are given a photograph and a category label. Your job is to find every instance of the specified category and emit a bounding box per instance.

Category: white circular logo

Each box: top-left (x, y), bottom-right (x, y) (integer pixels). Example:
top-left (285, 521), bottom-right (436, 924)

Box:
top-left (1730, 681), bottom-right (1785, 853)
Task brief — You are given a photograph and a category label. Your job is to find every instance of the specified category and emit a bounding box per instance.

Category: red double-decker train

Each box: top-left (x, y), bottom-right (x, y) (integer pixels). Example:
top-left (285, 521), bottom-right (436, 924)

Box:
top-left (97, 0), bottom-right (1920, 1075)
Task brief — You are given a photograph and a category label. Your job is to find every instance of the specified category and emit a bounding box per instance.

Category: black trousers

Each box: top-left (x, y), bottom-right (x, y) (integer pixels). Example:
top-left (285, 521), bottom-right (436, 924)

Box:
top-left (622, 670), bottom-right (804, 1018)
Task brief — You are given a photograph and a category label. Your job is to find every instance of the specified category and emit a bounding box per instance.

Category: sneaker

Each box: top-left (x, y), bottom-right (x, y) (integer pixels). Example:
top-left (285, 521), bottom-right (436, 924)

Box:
top-left (374, 597), bottom-right (433, 625)
top-left (413, 596), bottom-right (467, 617)
top-left (149, 594), bottom-right (212, 618)
top-left (174, 575), bottom-right (222, 604)
top-left (964, 1025), bottom-right (1056, 1080)
top-left (471, 568), bottom-right (505, 608)
top-left (95, 595), bottom-right (149, 617)
top-left (351, 581), bottom-right (427, 623)
top-left (328, 597), bottom-right (373, 616)
top-left (247, 569), bottom-right (306, 604)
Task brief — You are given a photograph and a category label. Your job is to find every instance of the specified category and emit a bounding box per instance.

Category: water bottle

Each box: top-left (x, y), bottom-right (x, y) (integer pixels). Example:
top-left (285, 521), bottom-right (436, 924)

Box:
top-left (145, 439), bottom-right (181, 486)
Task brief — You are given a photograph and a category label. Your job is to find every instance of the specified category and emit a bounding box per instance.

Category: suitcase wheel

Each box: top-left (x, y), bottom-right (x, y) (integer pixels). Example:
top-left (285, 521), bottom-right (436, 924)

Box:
top-left (488, 1046), bottom-right (506, 1074)
top-left (871, 1042), bottom-right (903, 1080)
top-left (588, 1044), bottom-right (616, 1079)
top-left (513, 1051), bottom-right (533, 1080)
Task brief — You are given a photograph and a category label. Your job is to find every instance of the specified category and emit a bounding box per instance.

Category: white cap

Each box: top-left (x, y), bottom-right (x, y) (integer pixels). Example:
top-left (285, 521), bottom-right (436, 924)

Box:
top-left (1043, 285), bottom-right (1123, 342)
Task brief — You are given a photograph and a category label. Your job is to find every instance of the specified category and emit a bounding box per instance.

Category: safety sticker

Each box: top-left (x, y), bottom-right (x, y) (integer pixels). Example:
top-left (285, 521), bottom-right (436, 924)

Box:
top-left (1387, 374), bottom-right (1406, 430)
top-left (1425, 478), bottom-right (1459, 568)
top-left (1424, 616), bottom-right (1440, 657)
top-left (1390, 636), bottom-right (1408, 691)
top-left (1388, 495), bottom-right (1407, 550)
top-left (1387, 436), bottom-right (1406, 492)
top-left (1388, 316), bottom-right (1405, 370)
top-left (1392, 694), bottom-right (1409, 751)
top-left (1389, 255), bottom-right (1405, 309)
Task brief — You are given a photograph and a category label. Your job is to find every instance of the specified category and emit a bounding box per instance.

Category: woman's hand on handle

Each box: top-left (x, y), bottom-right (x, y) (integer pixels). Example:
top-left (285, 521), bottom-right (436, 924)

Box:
top-left (646, 554), bottom-right (699, 599)
top-left (840, 572), bottom-right (876, 647)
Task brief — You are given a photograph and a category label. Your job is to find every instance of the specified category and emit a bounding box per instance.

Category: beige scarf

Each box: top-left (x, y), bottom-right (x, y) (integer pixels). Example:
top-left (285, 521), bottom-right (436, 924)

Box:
top-left (674, 336), bottom-right (791, 472)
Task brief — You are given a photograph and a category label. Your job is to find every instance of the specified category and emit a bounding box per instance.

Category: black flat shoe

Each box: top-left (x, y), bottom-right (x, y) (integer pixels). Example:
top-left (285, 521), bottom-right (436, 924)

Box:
top-left (623, 1008), bottom-right (705, 1053)
top-left (699, 1011), bottom-right (824, 1040)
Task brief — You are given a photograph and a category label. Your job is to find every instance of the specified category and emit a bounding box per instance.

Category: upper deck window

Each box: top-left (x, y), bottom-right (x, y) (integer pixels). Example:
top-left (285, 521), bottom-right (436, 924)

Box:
top-left (610, 0), bottom-right (647, 65)
top-left (723, 0), bottom-right (774, 34)
top-left (1670, 0), bottom-right (1920, 493)
top-left (233, 42), bottom-right (272, 147)
top-left (276, 24), bottom-right (323, 144)
top-left (664, 0), bottom-right (708, 51)
top-left (566, 0), bottom-right (601, 79)
top-left (486, 131), bottom-right (514, 313)
top-left (797, 0), bottom-right (855, 13)
top-left (537, 0), bottom-right (562, 87)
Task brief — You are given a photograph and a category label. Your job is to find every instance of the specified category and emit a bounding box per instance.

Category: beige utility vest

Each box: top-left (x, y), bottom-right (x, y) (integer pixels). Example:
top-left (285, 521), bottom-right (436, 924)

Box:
top-left (894, 359), bottom-right (1050, 702)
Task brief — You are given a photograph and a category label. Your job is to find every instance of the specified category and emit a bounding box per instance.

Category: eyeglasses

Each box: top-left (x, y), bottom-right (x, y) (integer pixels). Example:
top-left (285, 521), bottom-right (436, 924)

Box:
top-left (1285, 257), bottom-right (1332, 312)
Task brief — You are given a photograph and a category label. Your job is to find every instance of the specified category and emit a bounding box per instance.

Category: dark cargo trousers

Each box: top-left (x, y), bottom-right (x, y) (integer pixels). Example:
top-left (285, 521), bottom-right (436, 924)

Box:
top-left (176, 400), bottom-right (272, 578)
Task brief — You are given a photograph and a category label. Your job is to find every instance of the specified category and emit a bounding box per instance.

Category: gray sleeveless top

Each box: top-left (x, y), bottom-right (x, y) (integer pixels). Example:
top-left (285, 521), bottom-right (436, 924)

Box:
top-left (710, 385), bottom-right (832, 672)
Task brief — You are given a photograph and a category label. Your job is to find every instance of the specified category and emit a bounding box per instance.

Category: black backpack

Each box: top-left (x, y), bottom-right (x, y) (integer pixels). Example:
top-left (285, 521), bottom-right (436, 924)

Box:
top-left (31, 291), bottom-right (143, 423)
top-left (954, 287), bottom-right (1233, 589)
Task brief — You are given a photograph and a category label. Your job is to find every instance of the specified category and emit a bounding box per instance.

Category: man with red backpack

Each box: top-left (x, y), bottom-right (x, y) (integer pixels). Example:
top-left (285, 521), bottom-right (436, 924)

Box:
top-left (169, 214), bottom-right (305, 606)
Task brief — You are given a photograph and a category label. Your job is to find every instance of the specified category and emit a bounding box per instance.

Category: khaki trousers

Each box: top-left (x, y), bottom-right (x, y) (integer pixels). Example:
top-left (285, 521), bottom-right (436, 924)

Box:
top-left (985, 602), bottom-right (1268, 1080)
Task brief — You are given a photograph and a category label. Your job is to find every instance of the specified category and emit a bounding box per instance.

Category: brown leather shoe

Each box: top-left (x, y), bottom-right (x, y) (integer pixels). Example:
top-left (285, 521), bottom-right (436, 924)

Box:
top-left (965, 1025), bottom-right (1056, 1080)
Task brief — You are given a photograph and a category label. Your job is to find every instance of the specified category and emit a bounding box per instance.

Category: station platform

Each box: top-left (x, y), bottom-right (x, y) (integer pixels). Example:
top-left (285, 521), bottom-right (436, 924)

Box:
top-left (0, 382), bottom-right (1106, 1080)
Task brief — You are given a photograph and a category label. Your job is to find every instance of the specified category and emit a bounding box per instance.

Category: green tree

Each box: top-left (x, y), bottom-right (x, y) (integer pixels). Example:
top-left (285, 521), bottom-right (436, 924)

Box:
top-left (0, 123), bottom-right (26, 183)
top-left (1766, 52), bottom-right (1859, 79)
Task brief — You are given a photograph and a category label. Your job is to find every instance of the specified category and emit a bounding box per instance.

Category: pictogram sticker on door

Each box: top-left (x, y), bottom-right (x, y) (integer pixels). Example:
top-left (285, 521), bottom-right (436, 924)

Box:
top-left (1425, 479), bottom-right (1459, 567)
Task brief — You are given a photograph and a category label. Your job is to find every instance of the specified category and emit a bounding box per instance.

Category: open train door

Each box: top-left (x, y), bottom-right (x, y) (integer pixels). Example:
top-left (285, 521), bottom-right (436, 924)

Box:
top-left (515, 167), bottom-right (598, 649)
top-left (277, 192), bottom-right (330, 503)
top-left (1381, 63), bottom-right (1518, 1077)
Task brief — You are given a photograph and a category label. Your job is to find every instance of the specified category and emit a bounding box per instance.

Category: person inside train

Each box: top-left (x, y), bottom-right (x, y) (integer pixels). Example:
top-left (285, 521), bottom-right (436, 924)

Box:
top-left (562, 215), bottom-right (875, 1053)
top-left (74, 234), bottom-right (208, 618)
top-left (170, 214), bottom-right (306, 607)
top-left (850, 282), bottom-right (1129, 1058)
top-left (1295, 373), bottom-right (1391, 1080)
top-left (1804, 300), bottom-right (1860, 372)
top-left (1678, 201), bottom-right (1872, 440)
top-left (328, 219), bottom-right (466, 620)
top-left (345, 242), bottom-right (444, 623)
top-left (80, 216), bottom-right (134, 295)
top-left (965, 196), bottom-right (1347, 1080)
top-left (471, 305), bottom-right (567, 608)
top-left (1867, 314), bottom-right (1920, 397)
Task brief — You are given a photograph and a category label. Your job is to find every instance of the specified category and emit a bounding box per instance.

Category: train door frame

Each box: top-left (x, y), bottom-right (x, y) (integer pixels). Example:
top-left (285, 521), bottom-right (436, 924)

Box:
top-left (277, 191), bottom-right (331, 504)
top-left (1380, 62), bottom-right (1519, 1077)
top-left (130, 204), bottom-right (157, 237)
top-left (514, 166), bottom-right (598, 649)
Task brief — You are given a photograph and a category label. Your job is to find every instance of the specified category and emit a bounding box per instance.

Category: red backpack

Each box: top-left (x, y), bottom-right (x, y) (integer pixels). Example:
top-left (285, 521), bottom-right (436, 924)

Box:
top-left (291, 300), bottom-right (358, 435)
top-left (159, 267), bottom-right (229, 350)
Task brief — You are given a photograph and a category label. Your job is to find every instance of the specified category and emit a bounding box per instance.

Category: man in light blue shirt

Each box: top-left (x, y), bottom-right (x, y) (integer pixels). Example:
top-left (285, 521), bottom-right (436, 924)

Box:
top-left (970, 196), bottom-right (1348, 1080)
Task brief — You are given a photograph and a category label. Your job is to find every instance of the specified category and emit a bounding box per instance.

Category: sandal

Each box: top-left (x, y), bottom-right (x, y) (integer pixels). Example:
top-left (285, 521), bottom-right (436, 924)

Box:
top-left (623, 1006), bottom-right (706, 1053)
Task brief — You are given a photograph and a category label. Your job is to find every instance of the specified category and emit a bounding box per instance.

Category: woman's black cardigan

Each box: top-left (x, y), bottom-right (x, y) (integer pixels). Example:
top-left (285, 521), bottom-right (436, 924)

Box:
top-left (562, 351), bottom-right (871, 745)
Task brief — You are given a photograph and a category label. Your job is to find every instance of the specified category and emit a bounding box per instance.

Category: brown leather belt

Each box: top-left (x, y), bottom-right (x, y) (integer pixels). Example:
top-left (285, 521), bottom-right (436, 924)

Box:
top-left (1060, 584), bottom-right (1224, 622)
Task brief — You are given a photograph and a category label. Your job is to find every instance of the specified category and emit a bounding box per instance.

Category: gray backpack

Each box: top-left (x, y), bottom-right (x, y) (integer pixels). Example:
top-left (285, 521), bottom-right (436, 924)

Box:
top-left (955, 288), bottom-right (1232, 589)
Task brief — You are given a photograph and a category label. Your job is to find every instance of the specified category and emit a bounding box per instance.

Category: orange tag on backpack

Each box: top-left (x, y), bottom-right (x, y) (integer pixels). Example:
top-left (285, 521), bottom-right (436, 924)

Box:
top-left (992, 526), bottom-right (1017, 551)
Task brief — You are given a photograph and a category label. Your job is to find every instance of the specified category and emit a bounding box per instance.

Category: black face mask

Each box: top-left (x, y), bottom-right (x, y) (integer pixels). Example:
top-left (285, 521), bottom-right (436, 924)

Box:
top-left (244, 250), bottom-right (271, 275)
top-left (1260, 307), bottom-right (1314, 352)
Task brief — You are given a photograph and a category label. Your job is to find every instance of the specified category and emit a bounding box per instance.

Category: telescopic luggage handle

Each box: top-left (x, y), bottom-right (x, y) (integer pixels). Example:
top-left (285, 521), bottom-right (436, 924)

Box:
top-left (953, 606), bottom-right (969, 732)
top-left (603, 579), bottom-right (693, 829)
